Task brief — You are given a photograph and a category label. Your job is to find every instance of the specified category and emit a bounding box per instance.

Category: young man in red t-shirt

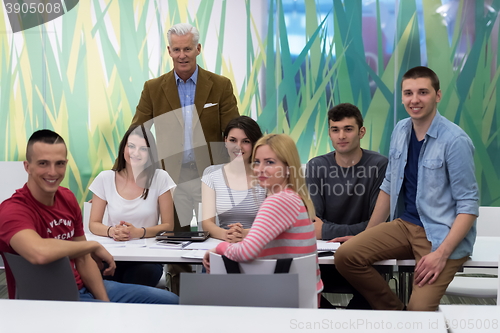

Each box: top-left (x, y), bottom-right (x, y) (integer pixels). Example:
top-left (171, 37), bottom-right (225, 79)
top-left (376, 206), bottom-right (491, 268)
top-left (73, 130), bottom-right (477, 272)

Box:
top-left (0, 130), bottom-right (178, 303)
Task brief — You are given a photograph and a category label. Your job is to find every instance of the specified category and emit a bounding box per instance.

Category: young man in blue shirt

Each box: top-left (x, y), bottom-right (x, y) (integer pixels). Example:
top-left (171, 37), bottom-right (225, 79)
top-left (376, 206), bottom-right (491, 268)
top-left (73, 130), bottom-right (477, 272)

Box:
top-left (335, 66), bottom-right (479, 311)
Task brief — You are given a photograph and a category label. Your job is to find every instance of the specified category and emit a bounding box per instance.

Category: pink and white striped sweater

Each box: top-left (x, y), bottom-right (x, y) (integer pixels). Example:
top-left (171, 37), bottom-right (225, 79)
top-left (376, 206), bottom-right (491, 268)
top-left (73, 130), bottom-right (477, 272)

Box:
top-left (216, 189), bottom-right (323, 292)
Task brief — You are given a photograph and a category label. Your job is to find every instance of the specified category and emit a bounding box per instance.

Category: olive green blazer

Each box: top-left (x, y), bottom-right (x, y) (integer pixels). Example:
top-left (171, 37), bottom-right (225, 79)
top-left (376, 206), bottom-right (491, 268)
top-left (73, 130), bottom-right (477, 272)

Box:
top-left (131, 67), bottom-right (239, 182)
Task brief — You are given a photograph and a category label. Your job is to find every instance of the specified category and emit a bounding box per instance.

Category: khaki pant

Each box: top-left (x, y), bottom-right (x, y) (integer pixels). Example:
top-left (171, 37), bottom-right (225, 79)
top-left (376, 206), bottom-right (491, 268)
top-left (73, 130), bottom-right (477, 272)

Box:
top-left (335, 218), bottom-right (468, 311)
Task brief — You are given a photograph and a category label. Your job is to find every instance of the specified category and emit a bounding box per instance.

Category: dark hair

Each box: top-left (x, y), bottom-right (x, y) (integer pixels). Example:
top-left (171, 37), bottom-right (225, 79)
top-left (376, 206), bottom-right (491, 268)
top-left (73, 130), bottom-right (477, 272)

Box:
top-left (113, 125), bottom-right (160, 200)
top-left (327, 103), bottom-right (364, 129)
top-left (401, 66), bottom-right (440, 93)
top-left (224, 116), bottom-right (263, 160)
top-left (26, 129), bottom-right (66, 162)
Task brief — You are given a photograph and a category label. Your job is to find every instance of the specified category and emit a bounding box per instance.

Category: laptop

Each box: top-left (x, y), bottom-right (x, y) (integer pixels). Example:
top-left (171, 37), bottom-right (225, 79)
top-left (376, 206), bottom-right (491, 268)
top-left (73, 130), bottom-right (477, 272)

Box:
top-left (156, 231), bottom-right (209, 242)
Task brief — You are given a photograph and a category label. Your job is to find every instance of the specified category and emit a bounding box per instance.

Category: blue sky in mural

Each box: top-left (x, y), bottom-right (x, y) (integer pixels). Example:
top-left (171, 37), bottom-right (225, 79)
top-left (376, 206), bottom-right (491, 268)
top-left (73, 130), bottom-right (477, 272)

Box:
top-left (278, 0), bottom-right (472, 71)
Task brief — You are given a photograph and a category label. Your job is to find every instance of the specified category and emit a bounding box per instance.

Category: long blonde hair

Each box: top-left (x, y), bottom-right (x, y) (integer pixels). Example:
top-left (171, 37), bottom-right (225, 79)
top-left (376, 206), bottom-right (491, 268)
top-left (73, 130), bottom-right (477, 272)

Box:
top-left (252, 134), bottom-right (315, 220)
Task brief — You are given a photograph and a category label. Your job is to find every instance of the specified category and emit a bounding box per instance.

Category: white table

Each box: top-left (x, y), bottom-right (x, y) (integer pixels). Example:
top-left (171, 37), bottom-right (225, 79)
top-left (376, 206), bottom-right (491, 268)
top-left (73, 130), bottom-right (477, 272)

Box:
top-left (439, 305), bottom-right (500, 333)
top-left (0, 299), bottom-right (447, 333)
top-left (90, 234), bottom-right (496, 304)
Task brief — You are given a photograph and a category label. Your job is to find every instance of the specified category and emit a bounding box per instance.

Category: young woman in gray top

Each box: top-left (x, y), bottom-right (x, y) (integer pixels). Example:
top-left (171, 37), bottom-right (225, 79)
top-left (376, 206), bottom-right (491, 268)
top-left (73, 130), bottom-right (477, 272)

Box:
top-left (201, 116), bottom-right (265, 242)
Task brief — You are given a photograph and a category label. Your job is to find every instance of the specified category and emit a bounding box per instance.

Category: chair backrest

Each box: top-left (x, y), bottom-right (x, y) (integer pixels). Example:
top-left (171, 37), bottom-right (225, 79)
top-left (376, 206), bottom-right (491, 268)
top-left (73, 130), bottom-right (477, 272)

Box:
top-left (0, 161), bottom-right (27, 203)
top-left (209, 252), bottom-right (317, 308)
top-left (198, 202), bottom-right (219, 229)
top-left (3, 252), bottom-right (79, 301)
top-left (179, 272), bottom-right (299, 308)
top-left (83, 201), bottom-right (92, 234)
top-left (0, 161), bottom-right (27, 269)
top-left (477, 206), bottom-right (500, 237)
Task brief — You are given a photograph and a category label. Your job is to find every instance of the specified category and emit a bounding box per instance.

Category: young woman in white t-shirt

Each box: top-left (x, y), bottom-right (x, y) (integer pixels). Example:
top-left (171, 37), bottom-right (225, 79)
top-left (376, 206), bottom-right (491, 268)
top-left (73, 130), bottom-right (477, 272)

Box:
top-left (89, 125), bottom-right (175, 287)
top-left (201, 116), bottom-right (265, 242)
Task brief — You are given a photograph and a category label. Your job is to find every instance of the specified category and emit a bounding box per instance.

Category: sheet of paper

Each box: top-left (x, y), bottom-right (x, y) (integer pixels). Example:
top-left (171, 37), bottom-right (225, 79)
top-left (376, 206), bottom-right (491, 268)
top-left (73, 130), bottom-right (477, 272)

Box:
top-left (183, 238), bottom-right (223, 250)
top-left (316, 240), bottom-right (341, 252)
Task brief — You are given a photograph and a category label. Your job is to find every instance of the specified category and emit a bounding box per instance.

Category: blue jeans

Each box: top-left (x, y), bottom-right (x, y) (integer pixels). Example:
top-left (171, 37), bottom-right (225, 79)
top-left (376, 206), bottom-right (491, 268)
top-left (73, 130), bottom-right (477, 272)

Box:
top-left (79, 280), bottom-right (179, 304)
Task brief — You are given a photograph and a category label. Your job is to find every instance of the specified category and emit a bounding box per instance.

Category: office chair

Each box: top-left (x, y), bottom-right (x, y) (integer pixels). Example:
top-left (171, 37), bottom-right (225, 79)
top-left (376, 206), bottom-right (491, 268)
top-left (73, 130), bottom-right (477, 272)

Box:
top-left (209, 253), bottom-right (317, 308)
top-left (444, 207), bottom-right (500, 300)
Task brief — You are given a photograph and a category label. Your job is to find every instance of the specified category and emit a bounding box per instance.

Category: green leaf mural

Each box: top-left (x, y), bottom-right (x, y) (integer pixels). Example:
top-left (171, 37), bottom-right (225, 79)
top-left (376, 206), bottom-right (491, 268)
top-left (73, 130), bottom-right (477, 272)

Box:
top-left (0, 0), bottom-right (499, 206)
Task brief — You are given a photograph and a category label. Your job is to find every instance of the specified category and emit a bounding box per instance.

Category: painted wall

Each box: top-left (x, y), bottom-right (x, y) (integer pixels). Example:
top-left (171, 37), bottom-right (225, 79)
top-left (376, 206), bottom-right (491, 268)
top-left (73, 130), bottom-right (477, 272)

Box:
top-left (1, 0), bottom-right (499, 206)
